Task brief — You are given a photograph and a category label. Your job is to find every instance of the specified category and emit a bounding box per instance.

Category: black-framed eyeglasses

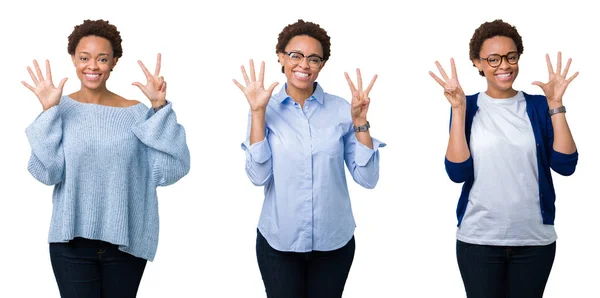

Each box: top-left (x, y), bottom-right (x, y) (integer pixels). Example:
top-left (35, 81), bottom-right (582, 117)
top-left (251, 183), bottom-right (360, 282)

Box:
top-left (283, 51), bottom-right (324, 68)
top-left (479, 51), bottom-right (520, 68)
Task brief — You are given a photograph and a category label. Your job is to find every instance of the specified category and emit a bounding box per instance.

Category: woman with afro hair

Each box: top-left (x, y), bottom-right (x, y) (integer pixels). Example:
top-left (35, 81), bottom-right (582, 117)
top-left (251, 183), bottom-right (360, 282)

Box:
top-left (23, 19), bottom-right (190, 297)
top-left (234, 19), bottom-right (385, 298)
top-left (430, 19), bottom-right (579, 298)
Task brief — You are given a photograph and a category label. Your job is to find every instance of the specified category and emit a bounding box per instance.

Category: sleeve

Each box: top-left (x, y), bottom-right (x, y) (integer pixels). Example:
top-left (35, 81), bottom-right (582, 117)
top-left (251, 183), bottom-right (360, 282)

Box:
top-left (343, 126), bottom-right (386, 189)
top-left (25, 106), bottom-right (65, 185)
top-left (132, 102), bottom-right (191, 187)
top-left (240, 111), bottom-right (273, 186)
top-left (545, 109), bottom-right (578, 176)
top-left (444, 107), bottom-right (474, 183)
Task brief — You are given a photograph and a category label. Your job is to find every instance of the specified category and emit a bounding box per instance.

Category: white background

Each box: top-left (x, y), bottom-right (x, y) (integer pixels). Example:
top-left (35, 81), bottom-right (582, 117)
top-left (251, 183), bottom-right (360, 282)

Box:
top-left (0, 0), bottom-right (598, 297)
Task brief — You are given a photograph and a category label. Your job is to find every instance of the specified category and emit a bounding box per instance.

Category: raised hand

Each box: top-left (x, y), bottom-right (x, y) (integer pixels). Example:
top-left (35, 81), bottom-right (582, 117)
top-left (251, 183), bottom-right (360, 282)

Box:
top-left (345, 68), bottom-right (377, 122)
top-left (429, 58), bottom-right (466, 109)
top-left (532, 52), bottom-right (578, 108)
top-left (132, 53), bottom-right (166, 107)
top-left (233, 59), bottom-right (279, 112)
top-left (22, 60), bottom-right (68, 111)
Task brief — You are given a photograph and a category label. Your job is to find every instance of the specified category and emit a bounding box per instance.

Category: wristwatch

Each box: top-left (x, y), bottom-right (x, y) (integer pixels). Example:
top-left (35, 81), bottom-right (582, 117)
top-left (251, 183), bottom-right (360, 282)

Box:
top-left (353, 121), bottom-right (370, 132)
top-left (153, 101), bottom-right (169, 112)
top-left (549, 106), bottom-right (566, 116)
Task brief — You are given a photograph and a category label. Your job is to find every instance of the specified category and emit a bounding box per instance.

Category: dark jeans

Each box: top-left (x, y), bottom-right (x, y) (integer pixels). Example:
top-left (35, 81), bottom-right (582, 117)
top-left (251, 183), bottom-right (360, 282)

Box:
top-left (256, 230), bottom-right (355, 298)
top-left (49, 237), bottom-right (147, 298)
top-left (456, 240), bottom-right (556, 298)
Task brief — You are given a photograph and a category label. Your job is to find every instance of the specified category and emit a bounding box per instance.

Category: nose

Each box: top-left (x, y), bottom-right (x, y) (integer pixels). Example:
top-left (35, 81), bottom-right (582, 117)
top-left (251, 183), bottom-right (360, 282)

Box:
top-left (298, 57), bottom-right (310, 69)
top-left (498, 56), bottom-right (511, 69)
top-left (88, 59), bottom-right (99, 70)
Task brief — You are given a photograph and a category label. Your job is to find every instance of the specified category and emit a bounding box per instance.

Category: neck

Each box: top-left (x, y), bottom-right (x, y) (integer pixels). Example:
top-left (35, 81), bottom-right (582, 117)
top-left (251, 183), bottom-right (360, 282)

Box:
top-left (286, 84), bottom-right (314, 107)
top-left (73, 86), bottom-right (112, 104)
top-left (485, 88), bottom-right (518, 99)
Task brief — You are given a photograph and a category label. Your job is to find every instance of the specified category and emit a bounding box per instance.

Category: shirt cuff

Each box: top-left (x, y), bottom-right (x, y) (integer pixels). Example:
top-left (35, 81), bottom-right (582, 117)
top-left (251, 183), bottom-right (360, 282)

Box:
top-left (241, 137), bottom-right (272, 163)
top-left (354, 137), bottom-right (386, 166)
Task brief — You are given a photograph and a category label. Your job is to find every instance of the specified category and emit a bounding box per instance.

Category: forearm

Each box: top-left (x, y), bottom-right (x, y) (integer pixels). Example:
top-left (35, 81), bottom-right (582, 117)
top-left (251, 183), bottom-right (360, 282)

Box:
top-left (446, 107), bottom-right (470, 162)
top-left (550, 112), bottom-right (576, 154)
top-left (353, 118), bottom-right (373, 149)
top-left (250, 110), bottom-right (266, 145)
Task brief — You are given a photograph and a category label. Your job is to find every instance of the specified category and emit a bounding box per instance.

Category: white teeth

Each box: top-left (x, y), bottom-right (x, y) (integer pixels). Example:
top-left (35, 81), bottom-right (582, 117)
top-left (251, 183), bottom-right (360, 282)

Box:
top-left (85, 74), bottom-right (100, 78)
top-left (294, 72), bottom-right (309, 78)
top-left (496, 73), bottom-right (510, 78)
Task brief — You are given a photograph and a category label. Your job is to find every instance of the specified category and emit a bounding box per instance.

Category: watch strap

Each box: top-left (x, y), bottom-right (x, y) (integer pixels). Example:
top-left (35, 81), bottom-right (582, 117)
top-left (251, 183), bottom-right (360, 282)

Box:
top-left (549, 106), bottom-right (566, 116)
top-left (353, 121), bottom-right (370, 132)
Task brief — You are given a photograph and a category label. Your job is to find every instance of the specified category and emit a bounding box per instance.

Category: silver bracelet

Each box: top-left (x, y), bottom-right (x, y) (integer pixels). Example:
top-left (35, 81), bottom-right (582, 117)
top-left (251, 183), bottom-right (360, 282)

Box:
top-left (549, 106), bottom-right (566, 116)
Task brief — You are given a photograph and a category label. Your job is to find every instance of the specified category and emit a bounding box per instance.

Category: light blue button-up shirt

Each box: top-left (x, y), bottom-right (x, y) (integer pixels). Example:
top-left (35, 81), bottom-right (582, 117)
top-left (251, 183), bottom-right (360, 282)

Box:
top-left (241, 83), bottom-right (385, 252)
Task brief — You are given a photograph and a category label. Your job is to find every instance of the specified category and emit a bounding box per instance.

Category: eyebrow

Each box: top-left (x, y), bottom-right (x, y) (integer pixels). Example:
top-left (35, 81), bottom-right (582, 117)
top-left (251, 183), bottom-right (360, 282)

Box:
top-left (78, 52), bottom-right (110, 56)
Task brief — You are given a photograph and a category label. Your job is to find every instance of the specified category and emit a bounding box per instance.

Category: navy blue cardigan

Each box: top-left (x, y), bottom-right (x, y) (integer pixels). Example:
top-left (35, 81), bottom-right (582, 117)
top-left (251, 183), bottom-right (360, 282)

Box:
top-left (445, 92), bottom-right (578, 226)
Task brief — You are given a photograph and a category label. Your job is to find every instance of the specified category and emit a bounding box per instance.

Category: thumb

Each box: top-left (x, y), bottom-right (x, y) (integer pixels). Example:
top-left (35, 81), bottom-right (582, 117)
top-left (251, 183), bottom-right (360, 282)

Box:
top-left (266, 82), bottom-right (279, 94)
top-left (532, 81), bottom-right (544, 88)
top-left (57, 77), bottom-right (68, 91)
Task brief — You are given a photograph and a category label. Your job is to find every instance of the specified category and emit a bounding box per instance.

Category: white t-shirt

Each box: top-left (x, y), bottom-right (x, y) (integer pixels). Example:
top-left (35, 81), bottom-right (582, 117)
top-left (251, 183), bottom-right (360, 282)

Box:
top-left (456, 91), bottom-right (557, 246)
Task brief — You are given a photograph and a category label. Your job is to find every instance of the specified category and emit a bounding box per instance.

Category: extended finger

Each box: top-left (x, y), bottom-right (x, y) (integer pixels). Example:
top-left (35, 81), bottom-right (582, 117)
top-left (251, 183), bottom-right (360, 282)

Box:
top-left (155, 53), bottom-right (162, 76)
top-left (138, 60), bottom-right (152, 79)
top-left (266, 82), bottom-right (279, 94)
top-left (21, 81), bottom-right (36, 93)
top-left (233, 79), bottom-right (246, 92)
top-left (562, 57), bottom-right (572, 77)
top-left (429, 71), bottom-right (446, 88)
top-left (57, 77), bottom-right (68, 91)
top-left (33, 60), bottom-right (44, 81)
top-left (46, 60), bottom-right (53, 82)
top-left (567, 71), bottom-right (579, 84)
top-left (27, 66), bottom-right (39, 85)
top-left (344, 72), bottom-right (357, 92)
top-left (249, 59), bottom-right (256, 82)
top-left (545, 54), bottom-right (554, 77)
top-left (450, 58), bottom-right (458, 79)
top-left (132, 82), bottom-right (150, 98)
top-left (258, 61), bottom-right (265, 85)
top-left (241, 65), bottom-right (250, 85)
top-left (435, 60), bottom-right (450, 81)
top-left (556, 52), bottom-right (562, 75)
top-left (365, 74), bottom-right (378, 95)
top-left (356, 68), bottom-right (363, 91)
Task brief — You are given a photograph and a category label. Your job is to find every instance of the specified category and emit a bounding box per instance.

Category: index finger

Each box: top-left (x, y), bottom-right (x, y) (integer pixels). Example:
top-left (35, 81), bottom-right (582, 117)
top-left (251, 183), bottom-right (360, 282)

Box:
top-left (344, 72), bottom-right (357, 92)
top-left (138, 60), bottom-right (152, 79)
top-left (46, 60), bottom-right (53, 82)
top-left (154, 53), bottom-right (162, 76)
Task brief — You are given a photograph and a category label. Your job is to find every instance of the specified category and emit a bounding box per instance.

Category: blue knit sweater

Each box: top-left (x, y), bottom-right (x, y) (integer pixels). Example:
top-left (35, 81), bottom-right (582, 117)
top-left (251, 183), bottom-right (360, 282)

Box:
top-left (26, 96), bottom-right (190, 261)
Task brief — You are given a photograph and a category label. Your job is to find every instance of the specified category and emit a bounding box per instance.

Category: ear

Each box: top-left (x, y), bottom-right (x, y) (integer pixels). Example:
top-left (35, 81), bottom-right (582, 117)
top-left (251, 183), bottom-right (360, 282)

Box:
top-left (319, 60), bottom-right (327, 71)
top-left (71, 55), bottom-right (76, 66)
top-left (111, 57), bottom-right (119, 71)
top-left (472, 58), bottom-right (482, 72)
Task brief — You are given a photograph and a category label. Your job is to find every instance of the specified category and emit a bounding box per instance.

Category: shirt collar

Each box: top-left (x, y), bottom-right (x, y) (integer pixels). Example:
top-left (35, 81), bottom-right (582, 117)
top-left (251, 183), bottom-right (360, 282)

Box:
top-left (274, 82), bottom-right (325, 105)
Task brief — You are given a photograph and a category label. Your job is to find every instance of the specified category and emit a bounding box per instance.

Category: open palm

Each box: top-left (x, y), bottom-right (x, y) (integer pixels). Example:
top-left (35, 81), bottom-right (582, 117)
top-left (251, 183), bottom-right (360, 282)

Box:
top-left (22, 60), bottom-right (68, 111)
top-left (233, 59), bottom-right (279, 112)
top-left (532, 52), bottom-right (578, 107)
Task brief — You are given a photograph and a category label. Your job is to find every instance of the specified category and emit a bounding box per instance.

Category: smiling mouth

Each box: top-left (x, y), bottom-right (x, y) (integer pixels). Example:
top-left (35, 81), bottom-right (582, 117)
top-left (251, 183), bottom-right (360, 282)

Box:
top-left (293, 71), bottom-right (310, 80)
top-left (84, 73), bottom-right (101, 81)
top-left (495, 72), bottom-right (513, 81)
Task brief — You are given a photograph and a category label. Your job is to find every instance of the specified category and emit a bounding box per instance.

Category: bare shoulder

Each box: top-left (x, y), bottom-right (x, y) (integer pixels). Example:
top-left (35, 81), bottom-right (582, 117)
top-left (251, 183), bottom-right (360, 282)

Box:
top-left (111, 93), bottom-right (141, 107)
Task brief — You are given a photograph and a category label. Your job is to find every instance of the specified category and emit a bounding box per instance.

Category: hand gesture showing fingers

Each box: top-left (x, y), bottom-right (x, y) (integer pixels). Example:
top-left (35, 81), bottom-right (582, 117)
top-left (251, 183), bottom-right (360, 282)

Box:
top-left (233, 59), bottom-right (279, 112)
top-left (22, 59), bottom-right (68, 111)
top-left (132, 53), bottom-right (167, 107)
top-left (345, 68), bottom-right (377, 122)
top-left (532, 52), bottom-right (578, 108)
top-left (429, 58), bottom-right (466, 109)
